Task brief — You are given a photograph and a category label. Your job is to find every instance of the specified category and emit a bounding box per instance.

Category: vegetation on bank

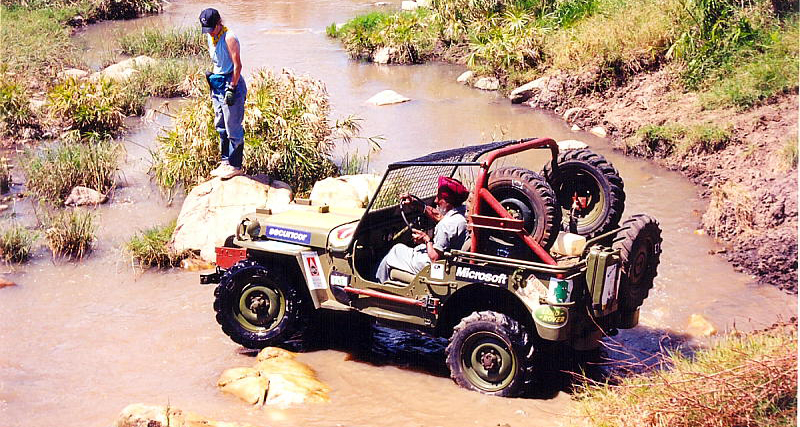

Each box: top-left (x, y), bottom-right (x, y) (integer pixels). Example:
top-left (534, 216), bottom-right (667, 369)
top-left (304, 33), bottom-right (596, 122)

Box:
top-left (125, 220), bottom-right (189, 268)
top-left (43, 208), bottom-right (96, 259)
top-left (329, 0), bottom-right (798, 108)
top-left (0, 224), bottom-right (38, 263)
top-left (151, 68), bottom-right (378, 196)
top-left (119, 27), bottom-right (205, 58)
top-left (574, 322), bottom-right (797, 426)
top-left (626, 123), bottom-right (732, 157)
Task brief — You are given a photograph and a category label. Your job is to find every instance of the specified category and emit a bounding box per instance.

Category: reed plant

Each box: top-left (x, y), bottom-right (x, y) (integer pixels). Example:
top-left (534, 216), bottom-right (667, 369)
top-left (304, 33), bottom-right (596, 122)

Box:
top-left (338, 151), bottom-right (371, 175)
top-left (118, 27), bottom-right (205, 58)
top-left (125, 220), bottom-right (188, 268)
top-left (0, 224), bottom-right (38, 263)
top-left (574, 322), bottom-right (797, 426)
top-left (22, 140), bottom-right (121, 203)
top-left (47, 78), bottom-right (125, 141)
top-left (0, 73), bottom-right (37, 136)
top-left (116, 59), bottom-right (206, 115)
top-left (44, 209), bottom-right (96, 259)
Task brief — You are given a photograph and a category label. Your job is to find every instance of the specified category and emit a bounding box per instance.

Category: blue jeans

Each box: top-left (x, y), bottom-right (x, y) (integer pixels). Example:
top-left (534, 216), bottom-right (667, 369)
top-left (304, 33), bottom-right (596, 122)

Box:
top-left (211, 75), bottom-right (247, 168)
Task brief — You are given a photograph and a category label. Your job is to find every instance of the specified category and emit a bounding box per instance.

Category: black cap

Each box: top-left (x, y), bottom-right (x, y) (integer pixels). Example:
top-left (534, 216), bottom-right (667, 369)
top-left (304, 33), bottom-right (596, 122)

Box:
top-left (199, 8), bottom-right (220, 33)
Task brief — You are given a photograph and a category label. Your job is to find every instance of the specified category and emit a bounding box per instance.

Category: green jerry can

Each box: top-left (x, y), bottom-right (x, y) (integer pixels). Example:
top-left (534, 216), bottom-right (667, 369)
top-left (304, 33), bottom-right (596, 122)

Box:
top-left (585, 246), bottom-right (621, 318)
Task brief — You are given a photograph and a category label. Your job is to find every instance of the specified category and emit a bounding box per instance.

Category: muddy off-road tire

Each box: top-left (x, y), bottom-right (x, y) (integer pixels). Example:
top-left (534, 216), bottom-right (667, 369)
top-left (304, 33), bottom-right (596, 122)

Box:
top-left (481, 167), bottom-right (560, 252)
top-left (543, 149), bottom-right (625, 238)
top-left (214, 260), bottom-right (308, 349)
top-left (613, 214), bottom-right (662, 312)
top-left (446, 311), bottom-right (533, 397)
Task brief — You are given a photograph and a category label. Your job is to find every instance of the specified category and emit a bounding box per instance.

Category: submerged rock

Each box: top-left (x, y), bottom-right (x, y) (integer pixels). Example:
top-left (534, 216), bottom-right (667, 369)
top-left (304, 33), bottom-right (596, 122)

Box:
top-left (218, 347), bottom-right (331, 408)
top-left (114, 403), bottom-right (257, 427)
top-left (172, 175), bottom-right (292, 262)
top-left (473, 76), bottom-right (500, 91)
top-left (366, 90), bottom-right (411, 106)
top-left (310, 174), bottom-right (380, 208)
top-left (456, 70), bottom-right (473, 84)
top-left (64, 186), bottom-right (107, 206)
top-left (687, 314), bottom-right (717, 337)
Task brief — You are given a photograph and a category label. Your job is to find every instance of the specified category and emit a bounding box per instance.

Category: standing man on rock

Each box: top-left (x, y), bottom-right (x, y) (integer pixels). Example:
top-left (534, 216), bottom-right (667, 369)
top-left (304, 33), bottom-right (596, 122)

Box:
top-left (200, 8), bottom-right (246, 180)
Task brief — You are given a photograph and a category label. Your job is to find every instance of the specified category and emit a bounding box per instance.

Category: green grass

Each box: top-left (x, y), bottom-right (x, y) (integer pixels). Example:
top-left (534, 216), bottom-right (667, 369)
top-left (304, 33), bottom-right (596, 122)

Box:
top-left (0, 72), bottom-right (38, 136)
top-left (0, 224), bottom-right (38, 263)
top-left (125, 220), bottom-right (189, 268)
top-left (44, 209), bottom-right (96, 259)
top-left (47, 78), bottom-right (125, 141)
top-left (118, 27), bottom-right (205, 58)
top-left (22, 140), bottom-right (121, 203)
top-left (574, 322), bottom-right (797, 427)
top-left (117, 58), bottom-right (206, 115)
top-left (627, 122), bottom-right (732, 157)
top-left (338, 151), bottom-right (371, 175)
top-left (151, 68), bottom-right (372, 195)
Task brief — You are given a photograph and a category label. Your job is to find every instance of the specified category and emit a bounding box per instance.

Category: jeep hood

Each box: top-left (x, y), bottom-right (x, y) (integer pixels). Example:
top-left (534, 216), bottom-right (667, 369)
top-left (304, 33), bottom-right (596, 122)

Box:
top-left (254, 204), bottom-right (364, 248)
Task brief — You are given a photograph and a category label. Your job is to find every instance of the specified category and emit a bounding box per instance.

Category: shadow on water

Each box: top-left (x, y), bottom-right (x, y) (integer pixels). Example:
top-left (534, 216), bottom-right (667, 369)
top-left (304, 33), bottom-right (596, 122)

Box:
top-left (240, 311), bottom-right (696, 400)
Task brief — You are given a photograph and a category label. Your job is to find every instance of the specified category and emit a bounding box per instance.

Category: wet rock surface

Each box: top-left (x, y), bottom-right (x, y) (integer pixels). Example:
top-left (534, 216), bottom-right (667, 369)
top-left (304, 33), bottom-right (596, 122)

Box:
top-left (64, 186), bottom-right (107, 206)
top-left (115, 403), bottom-right (258, 427)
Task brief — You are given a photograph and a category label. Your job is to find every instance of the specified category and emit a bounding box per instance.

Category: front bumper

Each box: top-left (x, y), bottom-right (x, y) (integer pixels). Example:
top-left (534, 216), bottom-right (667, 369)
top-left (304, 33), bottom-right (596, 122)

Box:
top-left (200, 267), bottom-right (223, 285)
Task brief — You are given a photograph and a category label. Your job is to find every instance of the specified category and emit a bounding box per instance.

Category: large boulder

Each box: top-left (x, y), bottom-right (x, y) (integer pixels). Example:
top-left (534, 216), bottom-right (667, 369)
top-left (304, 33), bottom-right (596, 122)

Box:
top-left (366, 90), bottom-right (411, 106)
top-left (171, 175), bottom-right (292, 262)
top-left (218, 347), bottom-right (331, 408)
top-left (93, 55), bottom-right (157, 82)
top-left (309, 174), bottom-right (380, 208)
top-left (115, 403), bottom-right (256, 427)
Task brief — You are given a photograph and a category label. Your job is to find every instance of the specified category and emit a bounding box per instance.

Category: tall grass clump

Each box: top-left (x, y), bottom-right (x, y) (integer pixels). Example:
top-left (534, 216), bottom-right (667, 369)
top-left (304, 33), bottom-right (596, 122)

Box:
top-left (47, 78), bottom-right (125, 141)
top-left (22, 140), bottom-right (121, 203)
top-left (627, 122), bottom-right (732, 157)
top-left (0, 73), bottom-right (38, 136)
top-left (778, 136), bottom-right (798, 171)
top-left (574, 322), bottom-right (797, 426)
top-left (339, 151), bottom-right (371, 175)
top-left (152, 68), bottom-right (375, 194)
top-left (44, 209), bottom-right (96, 259)
top-left (117, 59), bottom-right (206, 115)
top-left (118, 27), bottom-right (205, 58)
top-left (125, 220), bottom-right (188, 268)
top-left (0, 224), bottom-right (38, 263)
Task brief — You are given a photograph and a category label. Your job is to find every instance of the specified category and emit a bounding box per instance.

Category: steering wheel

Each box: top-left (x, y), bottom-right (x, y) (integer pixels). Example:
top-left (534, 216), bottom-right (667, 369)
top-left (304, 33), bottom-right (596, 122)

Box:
top-left (399, 194), bottom-right (426, 231)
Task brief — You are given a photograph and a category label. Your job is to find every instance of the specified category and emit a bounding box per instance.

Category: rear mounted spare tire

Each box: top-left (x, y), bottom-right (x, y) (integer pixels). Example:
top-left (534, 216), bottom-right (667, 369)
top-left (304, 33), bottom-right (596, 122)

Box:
top-left (478, 167), bottom-right (560, 256)
top-left (543, 149), bottom-right (625, 238)
top-left (613, 214), bottom-right (662, 312)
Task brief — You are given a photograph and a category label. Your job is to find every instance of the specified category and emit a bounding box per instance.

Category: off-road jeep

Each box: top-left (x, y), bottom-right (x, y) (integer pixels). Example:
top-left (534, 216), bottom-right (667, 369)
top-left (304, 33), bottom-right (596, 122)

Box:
top-left (201, 137), bottom-right (662, 397)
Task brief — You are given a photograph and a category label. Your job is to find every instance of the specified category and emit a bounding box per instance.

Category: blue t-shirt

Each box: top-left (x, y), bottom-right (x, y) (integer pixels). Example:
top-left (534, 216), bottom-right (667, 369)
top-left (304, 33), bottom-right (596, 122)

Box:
top-left (207, 29), bottom-right (238, 75)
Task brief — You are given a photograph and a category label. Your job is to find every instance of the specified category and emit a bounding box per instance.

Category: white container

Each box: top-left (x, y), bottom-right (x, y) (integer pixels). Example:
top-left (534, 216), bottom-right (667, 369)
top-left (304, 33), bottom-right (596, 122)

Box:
top-left (551, 232), bottom-right (586, 256)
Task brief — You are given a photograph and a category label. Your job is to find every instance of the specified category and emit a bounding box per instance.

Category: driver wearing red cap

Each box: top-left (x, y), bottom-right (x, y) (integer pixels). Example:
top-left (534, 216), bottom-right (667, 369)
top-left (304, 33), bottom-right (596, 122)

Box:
top-left (376, 176), bottom-right (469, 283)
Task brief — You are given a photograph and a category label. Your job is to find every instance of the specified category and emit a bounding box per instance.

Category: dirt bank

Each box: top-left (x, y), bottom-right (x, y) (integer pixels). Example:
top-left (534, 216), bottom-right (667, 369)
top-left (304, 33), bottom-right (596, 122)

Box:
top-left (524, 68), bottom-right (798, 292)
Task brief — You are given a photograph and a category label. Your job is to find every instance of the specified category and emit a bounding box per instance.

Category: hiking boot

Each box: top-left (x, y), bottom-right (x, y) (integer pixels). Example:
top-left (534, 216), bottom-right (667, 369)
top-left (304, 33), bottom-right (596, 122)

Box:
top-left (221, 167), bottom-right (244, 180)
top-left (210, 162), bottom-right (231, 177)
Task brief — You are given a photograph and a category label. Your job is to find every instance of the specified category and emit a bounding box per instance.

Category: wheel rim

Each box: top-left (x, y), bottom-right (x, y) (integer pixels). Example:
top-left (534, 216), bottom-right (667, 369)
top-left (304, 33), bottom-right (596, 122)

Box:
top-left (235, 282), bottom-right (287, 332)
top-left (629, 238), bottom-right (653, 284)
top-left (461, 331), bottom-right (517, 392)
top-left (556, 169), bottom-right (605, 229)
top-left (500, 197), bottom-right (534, 232)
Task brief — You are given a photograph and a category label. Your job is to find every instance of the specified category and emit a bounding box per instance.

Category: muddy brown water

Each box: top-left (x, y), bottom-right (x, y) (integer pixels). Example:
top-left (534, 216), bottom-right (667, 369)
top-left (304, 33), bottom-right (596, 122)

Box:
top-left (1, 1), bottom-right (797, 426)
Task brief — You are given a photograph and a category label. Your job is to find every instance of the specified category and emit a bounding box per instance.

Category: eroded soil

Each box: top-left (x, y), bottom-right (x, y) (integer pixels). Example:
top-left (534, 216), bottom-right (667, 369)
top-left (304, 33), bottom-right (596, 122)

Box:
top-left (525, 68), bottom-right (798, 292)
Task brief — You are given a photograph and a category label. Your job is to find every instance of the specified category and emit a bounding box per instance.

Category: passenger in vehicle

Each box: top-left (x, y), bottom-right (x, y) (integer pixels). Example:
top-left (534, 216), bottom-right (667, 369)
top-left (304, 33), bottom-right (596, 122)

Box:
top-left (376, 176), bottom-right (469, 283)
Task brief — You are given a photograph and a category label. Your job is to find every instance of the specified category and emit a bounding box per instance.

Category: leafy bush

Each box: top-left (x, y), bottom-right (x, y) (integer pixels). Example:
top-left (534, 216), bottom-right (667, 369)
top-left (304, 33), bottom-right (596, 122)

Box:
top-left (118, 27), bottom-right (205, 58)
top-left (575, 322), bottom-right (798, 427)
top-left (466, 7), bottom-right (545, 78)
top-left (44, 209), bottom-right (96, 259)
top-left (47, 78), bottom-right (125, 141)
top-left (125, 220), bottom-right (188, 268)
top-left (151, 68), bottom-right (374, 195)
top-left (0, 224), bottom-right (38, 263)
top-left (22, 140), bottom-right (121, 203)
top-left (331, 10), bottom-right (441, 63)
top-left (0, 74), bottom-right (37, 136)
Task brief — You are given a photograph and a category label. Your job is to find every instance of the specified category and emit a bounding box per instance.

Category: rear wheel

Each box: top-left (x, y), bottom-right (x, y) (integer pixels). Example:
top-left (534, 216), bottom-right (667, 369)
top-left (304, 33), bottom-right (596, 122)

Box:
top-left (445, 311), bottom-right (532, 397)
top-left (613, 214), bottom-right (662, 311)
top-left (214, 260), bottom-right (307, 349)
top-left (481, 167), bottom-right (560, 253)
top-left (543, 149), bottom-right (625, 238)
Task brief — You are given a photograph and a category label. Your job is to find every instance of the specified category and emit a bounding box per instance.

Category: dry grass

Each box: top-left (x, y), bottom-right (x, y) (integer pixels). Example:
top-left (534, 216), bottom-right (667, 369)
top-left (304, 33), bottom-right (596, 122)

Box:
top-left (574, 322), bottom-right (798, 427)
top-left (44, 209), bottom-right (96, 259)
top-left (702, 181), bottom-right (755, 239)
top-left (0, 224), bottom-right (38, 263)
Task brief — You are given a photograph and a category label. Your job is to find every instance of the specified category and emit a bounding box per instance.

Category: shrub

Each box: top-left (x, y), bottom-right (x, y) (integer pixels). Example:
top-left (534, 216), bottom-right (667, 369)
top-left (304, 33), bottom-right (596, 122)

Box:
top-left (0, 73), bottom-right (37, 136)
top-left (0, 224), bottom-right (38, 263)
top-left (22, 140), bottom-right (121, 203)
top-left (332, 10), bottom-right (441, 63)
top-left (47, 78), bottom-right (125, 141)
top-left (118, 27), bottom-right (205, 58)
top-left (125, 220), bottom-right (188, 268)
top-left (86, 0), bottom-right (163, 21)
top-left (466, 7), bottom-right (545, 78)
top-left (151, 68), bottom-right (374, 195)
top-left (574, 322), bottom-right (797, 427)
top-left (44, 209), bottom-right (96, 259)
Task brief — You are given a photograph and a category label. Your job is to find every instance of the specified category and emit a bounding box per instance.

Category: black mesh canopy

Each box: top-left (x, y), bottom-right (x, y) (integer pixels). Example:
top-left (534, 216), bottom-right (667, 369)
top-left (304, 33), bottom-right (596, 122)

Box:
top-left (390, 139), bottom-right (524, 167)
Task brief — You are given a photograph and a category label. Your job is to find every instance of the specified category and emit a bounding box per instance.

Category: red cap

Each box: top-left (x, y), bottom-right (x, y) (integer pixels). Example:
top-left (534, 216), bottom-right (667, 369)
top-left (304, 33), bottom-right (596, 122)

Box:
top-left (437, 176), bottom-right (468, 205)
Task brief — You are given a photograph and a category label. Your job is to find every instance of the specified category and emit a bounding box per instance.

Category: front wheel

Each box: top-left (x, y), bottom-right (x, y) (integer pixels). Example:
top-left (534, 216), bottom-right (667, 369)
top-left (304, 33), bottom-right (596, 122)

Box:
top-left (445, 311), bottom-right (532, 397)
top-left (613, 214), bottom-right (662, 312)
top-left (213, 260), bottom-right (306, 349)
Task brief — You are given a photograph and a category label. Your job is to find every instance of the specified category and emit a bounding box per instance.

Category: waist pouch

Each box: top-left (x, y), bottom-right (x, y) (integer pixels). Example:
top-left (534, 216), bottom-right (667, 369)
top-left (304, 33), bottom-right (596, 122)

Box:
top-left (206, 72), bottom-right (228, 94)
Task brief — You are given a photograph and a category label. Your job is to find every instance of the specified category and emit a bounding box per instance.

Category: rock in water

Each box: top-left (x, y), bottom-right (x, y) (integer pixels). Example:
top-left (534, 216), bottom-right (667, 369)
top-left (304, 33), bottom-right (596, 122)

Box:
top-left (401, 0), bottom-right (418, 10)
top-left (217, 347), bottom-right (331, 408)
top-left (508, 77), bottom-right (547, 104)
top-left (589, 126), bottom-right (608, 138)
top-left (114, 403), bottom-right (257, 427)
top-left (180, 258), bottom-right (215, 271)
top-left (456, 70), bottom-right (473, 83)
top-left (366, 90), bottom-right (411, 106)
top-left (309, 174), bottom-right (380, 208)
top-left (372, 47), bottom-right (393, 64)
top-left (93, 55), bottom-right (157, 82)
top-left (171, 175), bottom-right (292, 262)
top-left (687, 314), bottom-right (717, 337)
top-left (0, 276), bottom-right (15, 289)
top-left (64, 186), bottom-right (108, 206)
top-left (473, 77), bottom-right (500, 91)
top-left (556, 140), bottom-right (589, 151)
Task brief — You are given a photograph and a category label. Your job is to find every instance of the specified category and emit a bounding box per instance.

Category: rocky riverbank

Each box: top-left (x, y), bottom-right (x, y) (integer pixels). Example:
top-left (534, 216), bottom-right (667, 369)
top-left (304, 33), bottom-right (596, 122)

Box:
top-left (517, 67), bottom-right (798, 292)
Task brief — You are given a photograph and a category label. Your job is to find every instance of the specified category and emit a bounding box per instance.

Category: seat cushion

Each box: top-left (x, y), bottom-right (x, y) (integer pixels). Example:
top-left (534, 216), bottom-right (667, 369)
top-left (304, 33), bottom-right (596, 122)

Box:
top-left (388, 268), bottom-right (416, 283)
